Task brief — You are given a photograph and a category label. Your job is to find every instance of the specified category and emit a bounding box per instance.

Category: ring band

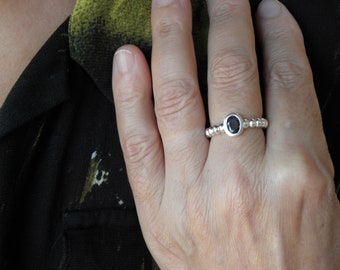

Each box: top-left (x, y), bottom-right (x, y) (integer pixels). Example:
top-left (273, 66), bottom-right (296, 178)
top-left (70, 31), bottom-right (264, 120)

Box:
top-left (205, 113), bottom-right (268, 138)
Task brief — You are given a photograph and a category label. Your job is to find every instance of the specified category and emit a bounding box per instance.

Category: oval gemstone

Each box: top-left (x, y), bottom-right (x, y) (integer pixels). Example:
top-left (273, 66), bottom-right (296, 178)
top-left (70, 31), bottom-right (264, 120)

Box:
top-left (227, 115), bottom-right (240, 134)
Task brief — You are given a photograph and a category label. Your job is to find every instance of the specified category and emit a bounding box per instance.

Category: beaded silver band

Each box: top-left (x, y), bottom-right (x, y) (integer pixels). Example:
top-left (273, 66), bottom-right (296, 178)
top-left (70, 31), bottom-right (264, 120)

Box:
top-left (205, 113), bottom-right (268, 138)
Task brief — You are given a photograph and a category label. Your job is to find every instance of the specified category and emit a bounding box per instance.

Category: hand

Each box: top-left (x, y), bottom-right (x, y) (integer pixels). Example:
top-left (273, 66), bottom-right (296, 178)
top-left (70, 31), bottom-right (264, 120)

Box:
top-left (112, 0), bottom-right (340, 268)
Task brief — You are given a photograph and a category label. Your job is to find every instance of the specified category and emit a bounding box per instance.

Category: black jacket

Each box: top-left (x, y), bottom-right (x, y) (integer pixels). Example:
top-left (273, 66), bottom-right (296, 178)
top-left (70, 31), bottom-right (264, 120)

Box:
top-left (0, 1), bottom-right (339, 268)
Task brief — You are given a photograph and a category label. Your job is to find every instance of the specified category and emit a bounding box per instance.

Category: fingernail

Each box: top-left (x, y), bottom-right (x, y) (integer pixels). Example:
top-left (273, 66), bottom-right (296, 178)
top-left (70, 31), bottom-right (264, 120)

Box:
top-left (114, 49), bottom-right (134, 74)
top-left (153, 0), bottom-right (174, 7)
top-left (258, 0), bottom-right (282, 19)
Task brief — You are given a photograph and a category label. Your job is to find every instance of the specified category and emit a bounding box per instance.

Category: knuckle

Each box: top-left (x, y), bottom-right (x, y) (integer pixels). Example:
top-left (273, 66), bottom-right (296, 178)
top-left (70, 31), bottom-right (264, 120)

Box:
top-left (269, 60), bottom-right (311, 90)
top-left (115, 83), bottom-right (143, 106)
top-left (294, 169), bottom-right (334, 209)
top-left (114, 74), bottom-right (144, 106)
top-left (210, 51), bottom-right (256, 90)
top-left (123, 133), bottom-right (157, 169)
top-left (278, 149), bottom-right (334, 202)
top-left (265, 25), bottom-right (304, 47)
top-left (155, 78), bottom-right (197, 122)
top-left (301, 160), bottom-right (334, 194)
top-left (210, 0), bottom-right (242, 25)
top-left (153, 17), bottom-right (184, 38)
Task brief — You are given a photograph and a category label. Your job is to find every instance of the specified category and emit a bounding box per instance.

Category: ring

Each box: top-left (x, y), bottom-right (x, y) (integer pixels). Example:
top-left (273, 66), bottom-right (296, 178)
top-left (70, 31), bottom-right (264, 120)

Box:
top-left (205, 113), bottom-right (268, 138)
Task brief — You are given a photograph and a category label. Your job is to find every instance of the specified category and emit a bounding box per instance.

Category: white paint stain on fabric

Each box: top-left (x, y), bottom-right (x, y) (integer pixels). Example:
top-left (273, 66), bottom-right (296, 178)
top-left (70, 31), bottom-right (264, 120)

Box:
top-left (115, 193), bottom-right (124, 206)
top-left (94, 169), bottom-right (109, 186)
top-left (80, 151), bottom-right (110, 204)
top-left (91, 150), bottom-right (97, 159)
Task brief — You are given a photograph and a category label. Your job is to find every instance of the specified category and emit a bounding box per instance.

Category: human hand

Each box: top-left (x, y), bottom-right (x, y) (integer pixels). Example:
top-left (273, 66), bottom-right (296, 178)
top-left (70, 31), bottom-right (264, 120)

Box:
top-left (112, 0), bottom-right (340, 268)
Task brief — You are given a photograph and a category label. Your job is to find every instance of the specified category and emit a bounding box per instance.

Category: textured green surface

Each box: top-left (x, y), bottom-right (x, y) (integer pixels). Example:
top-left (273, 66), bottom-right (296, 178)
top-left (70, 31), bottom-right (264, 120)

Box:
top-left (70, 0), bottom-right (152, 48)
top-left (68, 0), bottom-right (209, 101)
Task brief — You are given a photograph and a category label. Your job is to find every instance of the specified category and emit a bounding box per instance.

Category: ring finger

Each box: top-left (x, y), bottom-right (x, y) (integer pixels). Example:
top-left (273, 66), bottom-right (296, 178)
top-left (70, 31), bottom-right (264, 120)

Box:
top-left (207, 0), bottom-right (264, 151)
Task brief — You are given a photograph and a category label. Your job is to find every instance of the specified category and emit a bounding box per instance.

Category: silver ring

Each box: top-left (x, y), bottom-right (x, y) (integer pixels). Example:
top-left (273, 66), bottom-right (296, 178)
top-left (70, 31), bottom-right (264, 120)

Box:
top-left (205, 113), bottom-right (268, 138)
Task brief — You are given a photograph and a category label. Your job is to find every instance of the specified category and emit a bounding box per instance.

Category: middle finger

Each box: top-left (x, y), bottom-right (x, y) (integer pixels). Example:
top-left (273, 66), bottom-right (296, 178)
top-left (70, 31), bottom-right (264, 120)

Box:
top-left (151, 0), bottom-right (208, 175)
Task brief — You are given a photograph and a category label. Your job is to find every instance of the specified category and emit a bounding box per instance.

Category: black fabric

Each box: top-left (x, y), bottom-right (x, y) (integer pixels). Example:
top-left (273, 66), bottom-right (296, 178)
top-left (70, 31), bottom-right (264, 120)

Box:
top-left (0, 20), bottom-right (153, 269)
top-left (0, 1), bottom-right (339, 269)
top-left (63, 210), bottom-right (151, 270)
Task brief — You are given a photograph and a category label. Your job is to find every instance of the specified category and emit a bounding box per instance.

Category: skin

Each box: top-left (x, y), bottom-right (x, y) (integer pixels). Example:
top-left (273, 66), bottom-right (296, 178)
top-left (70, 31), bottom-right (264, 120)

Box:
top-left (0, 0), bottom-right (339, 268)
top-left (112, 0), bottom-right (340, 269)
top-left (0, 0), bottom-right (76, 107)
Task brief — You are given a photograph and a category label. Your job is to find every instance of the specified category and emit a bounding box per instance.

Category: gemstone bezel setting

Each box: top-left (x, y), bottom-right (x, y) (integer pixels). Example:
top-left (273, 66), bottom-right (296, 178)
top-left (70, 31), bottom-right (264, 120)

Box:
top-left (223, 113), bottom-right (243, 137)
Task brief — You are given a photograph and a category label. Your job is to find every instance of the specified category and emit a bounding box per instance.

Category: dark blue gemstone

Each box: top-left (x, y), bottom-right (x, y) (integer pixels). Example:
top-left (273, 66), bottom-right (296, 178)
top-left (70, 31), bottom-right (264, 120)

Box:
top-left (227, 116), bottom-right (240, 134)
